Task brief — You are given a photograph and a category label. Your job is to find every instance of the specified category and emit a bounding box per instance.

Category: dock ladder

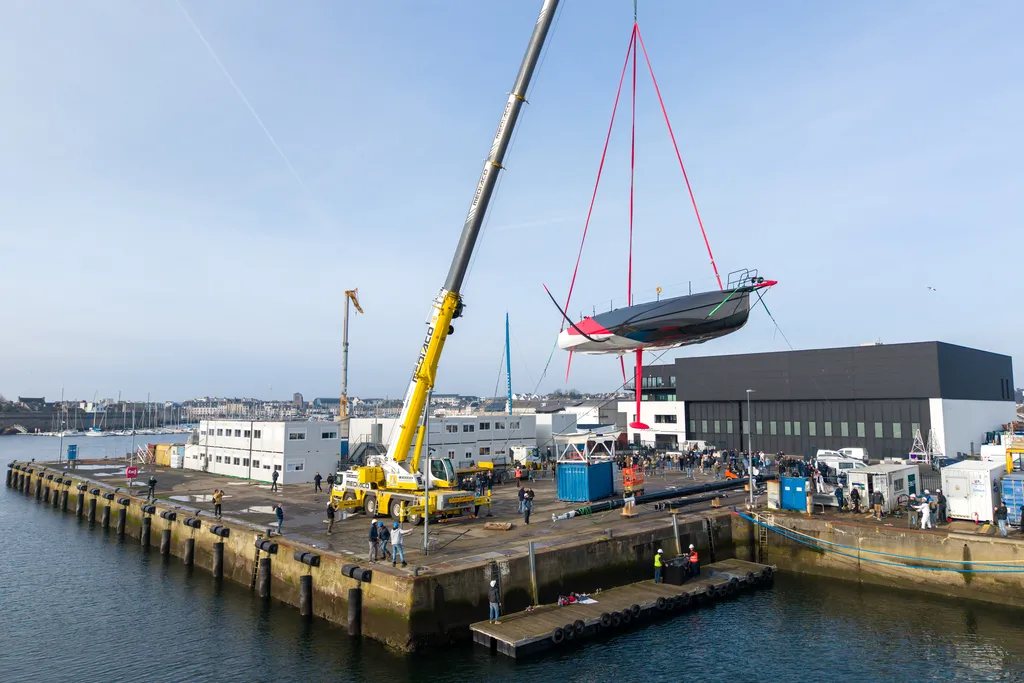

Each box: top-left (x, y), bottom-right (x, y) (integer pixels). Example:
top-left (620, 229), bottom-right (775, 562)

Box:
top-left (756, 512), bottom-right (774, 563)
top-left (250, 533), bottom-right (263, 590)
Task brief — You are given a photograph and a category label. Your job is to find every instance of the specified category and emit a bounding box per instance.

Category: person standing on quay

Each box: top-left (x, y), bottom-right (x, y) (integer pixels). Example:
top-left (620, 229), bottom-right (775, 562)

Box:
top-left (488, 579), bottom-right (502, 625)
top-left (274, 503), bottom-right (284, 534)
top-left (936, 489), bottom-right (947, 525)
top-left (653, 548), bottom-right (664, 584)
top-left (871, 489), bottom-right (884, 520)
top-left (313, 472), bottom-right (323, 493)
top-left (391, 522), bottom-right (412, 567)
top-left (995, 501), bottom-right (1009, 537)
top-left (147, 476), bottom-right (157, 502)
top-left (271, 469), bottom-right (279, 493)
top-left (368, 520), bottom-right (380, 561)
top-left (212, 489), bottom-right (223, 518)
top-left (523, 493), bottom-right (533, 525)
top-left (326, 500), bottom-right (337, 535)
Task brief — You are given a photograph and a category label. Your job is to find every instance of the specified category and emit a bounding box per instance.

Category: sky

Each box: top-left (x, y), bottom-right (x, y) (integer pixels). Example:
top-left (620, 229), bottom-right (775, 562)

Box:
top-left (0, 0), bottom-right (1021, 403)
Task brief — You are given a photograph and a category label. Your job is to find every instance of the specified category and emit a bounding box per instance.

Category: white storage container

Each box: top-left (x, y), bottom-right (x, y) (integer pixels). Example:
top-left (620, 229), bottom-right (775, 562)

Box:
top-left (846, 463), bottom-right (921, 513)
top-left (941, 460), bottom-right (1007, 522)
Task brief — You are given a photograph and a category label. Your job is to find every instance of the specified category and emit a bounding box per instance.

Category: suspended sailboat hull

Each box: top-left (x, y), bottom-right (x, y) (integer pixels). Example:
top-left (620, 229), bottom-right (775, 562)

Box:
top-left (557, 280), bottom-right (775, 355)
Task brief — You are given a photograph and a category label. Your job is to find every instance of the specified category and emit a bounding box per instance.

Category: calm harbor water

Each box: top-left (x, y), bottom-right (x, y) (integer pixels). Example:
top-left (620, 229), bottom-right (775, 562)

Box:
top-left (3, 437), bottom-right (1024, 682)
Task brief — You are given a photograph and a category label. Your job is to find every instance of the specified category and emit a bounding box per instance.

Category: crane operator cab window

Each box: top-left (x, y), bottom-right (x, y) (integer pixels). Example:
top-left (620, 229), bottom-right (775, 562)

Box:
top-left (430, 458), bottom-right (456, 485)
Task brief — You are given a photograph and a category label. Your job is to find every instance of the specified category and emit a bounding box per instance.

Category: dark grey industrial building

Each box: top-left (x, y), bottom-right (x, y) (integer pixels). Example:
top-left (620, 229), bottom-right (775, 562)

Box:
top-left (636, 341), bottom-right (1016, 459)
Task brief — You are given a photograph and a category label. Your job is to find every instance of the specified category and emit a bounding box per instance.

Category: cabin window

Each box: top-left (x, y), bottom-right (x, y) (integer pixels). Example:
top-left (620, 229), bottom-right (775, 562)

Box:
top-left (288, 431), bottom-right (306, 441)
top-left (824, 422), bottom-right (832, 437)
top-left (322, 431), bottom-right (338, 439)
top-left (495, 422), bottom-right (505, 430)
top-left (874, 422), bottom-right (883, 439)
top-left (510, 422), bottom-right (520, 430)
top-left (726, 420), bottom-right (733, 433)
top-left (857, 422), bottom-right (866, 438)
top-left (770, 421), bottom-right (777, 436)
top-left (479, 422), bottom-right (490, 430)
top-left (713, 421), bottom-right (720, 434)
top-left (893, 423), bottom-right (902, 439)
top-left (655, 415), bottom-right (677, 424)
top-left (742, 420), bottom-right (749, 434)
top-left (216, 429), bottom-right (223, 436)
top-left (242, 459), bottom-right (250, 467)
top-left (893, 477), bottom-right (905, 492)
top-left (215, 456), bottom-right (222, 463)
top-left (756, 421), bottom-right (763, 435)
top-left (701, 420), bottom-right (708, 433)
top-left (233, 457), bottom-right (240, 466)
top-left (252, 460), bottom-right (260, 468)
top-left (689, 420), bottom-right (697, 433)
top-left (446, 425), bottom-right (459, 433)
top-left (479, 447), bottom-right (490, 456)
top-left (840, 422), bottom-right (849, 437)
top-left (463, 424), bottom-right (475, 433)
top-left (253, 430), bottom-right (262, 439)
top-left (808, 422), bottom-right (816, 437)
top-left (243, 430), bottom-right (251, 438)
top-left (784, 421), bottom-right (792, 436)
top-left (234, 429), bottom-right (242, 437)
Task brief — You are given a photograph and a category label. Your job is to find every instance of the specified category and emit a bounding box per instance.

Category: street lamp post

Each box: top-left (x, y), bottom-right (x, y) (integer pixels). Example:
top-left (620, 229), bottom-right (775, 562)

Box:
top-left (746, 389), bottom-right (755, 508)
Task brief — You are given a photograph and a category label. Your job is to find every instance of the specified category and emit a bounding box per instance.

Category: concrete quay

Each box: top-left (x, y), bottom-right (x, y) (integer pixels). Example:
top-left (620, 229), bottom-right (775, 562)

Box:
top-left (5, 460), bottom-right (746, 652)
top-left (752, 508), bottom-right (1024, 608)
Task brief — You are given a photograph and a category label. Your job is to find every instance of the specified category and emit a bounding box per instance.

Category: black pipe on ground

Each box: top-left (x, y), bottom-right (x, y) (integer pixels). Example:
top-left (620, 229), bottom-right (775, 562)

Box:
top-left (300, 575), bottom-right (312, 619)
top-left (348, 588), bottom-right (362, 637)
top-left (213, 542), bottom-right (224, 580)
top-left (552, 475), bottom-right (776, 521)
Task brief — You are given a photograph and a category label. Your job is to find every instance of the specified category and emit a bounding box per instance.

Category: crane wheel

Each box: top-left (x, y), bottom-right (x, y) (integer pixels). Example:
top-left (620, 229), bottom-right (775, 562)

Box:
top-left (389, 500), bottom-right (405, 520)
top-left (364, 494), bottom-right (378, 518)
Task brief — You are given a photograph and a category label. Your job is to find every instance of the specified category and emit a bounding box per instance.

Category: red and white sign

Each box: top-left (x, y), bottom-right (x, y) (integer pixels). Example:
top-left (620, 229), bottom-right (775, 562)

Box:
top-left (125, 466), bottom-right (139, 479)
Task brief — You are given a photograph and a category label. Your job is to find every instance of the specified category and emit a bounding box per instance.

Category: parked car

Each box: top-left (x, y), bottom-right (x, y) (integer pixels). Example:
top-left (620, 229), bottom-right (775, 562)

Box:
top-left (815, 449), bottom-right (844, 459)
top-left (815, 455), bottom-right (868, 474)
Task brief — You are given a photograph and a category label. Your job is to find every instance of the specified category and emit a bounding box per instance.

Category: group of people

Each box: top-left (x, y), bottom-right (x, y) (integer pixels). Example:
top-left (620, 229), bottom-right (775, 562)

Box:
top-left (652, 544), bottom-right (700, 584)
top-left (368, 520), bottom-right (412, 566)
top-left (615, 448), bottom-right (775, 482)
top-left (905, 489), bottom-right (947, 529)
top-left (312, 471), bottom-right (337, 493)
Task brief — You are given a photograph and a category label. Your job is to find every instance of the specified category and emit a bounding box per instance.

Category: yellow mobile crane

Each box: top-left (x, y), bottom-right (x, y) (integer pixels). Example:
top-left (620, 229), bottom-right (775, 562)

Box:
top-left (331, 0), bottom-right (561, 524)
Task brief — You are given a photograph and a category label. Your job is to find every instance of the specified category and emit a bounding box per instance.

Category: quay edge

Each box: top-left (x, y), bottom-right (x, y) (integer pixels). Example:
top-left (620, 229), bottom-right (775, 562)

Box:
top-left (6, 461), bottom-right (741, 651)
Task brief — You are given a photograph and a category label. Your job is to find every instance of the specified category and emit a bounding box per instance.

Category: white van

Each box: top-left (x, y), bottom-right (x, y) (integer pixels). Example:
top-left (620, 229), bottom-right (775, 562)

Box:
top-left (816, 455), bottom-right (867, 475)
top-left (815, 449), bottom-right (844, 459)
top-left (839, 447), bottom-right (869, 462)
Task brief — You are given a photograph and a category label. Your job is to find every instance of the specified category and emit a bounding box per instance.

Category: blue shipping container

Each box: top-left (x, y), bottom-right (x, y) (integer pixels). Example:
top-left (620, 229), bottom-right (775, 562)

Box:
top-left (557, 461), bottom-right (615, 502)
top-left (1001, 474), bottom-right (1024, 526)
top-left (780, 476), bottom-right (808, 511)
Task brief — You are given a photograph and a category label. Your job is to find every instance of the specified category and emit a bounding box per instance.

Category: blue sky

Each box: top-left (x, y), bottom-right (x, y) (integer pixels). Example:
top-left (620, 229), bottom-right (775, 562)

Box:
top-left (1, 0), bottom-right (1020, 402)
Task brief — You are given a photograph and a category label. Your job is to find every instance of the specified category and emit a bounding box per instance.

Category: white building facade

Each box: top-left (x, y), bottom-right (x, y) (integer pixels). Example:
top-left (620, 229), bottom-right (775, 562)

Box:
top-left (183, 420), bottom-right (341, 484)
top-left (347, 414), bottom-right (538, 469)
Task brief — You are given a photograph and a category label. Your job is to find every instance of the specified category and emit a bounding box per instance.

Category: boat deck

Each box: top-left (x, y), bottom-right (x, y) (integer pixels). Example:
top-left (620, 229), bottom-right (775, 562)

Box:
top-left (470, 558), bottom-right (774, 658)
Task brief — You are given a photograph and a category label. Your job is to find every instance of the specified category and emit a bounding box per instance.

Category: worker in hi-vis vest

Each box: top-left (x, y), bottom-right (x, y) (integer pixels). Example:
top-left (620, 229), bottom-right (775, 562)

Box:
top-left (653, 548), bottom-right (664, 584)
top-left (688, 544), bottom-right (699, 577)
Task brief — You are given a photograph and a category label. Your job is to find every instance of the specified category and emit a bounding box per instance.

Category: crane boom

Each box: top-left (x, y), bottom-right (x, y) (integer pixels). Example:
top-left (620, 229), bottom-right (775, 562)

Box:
top-left (386, 0), bottom-right (561, 473)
